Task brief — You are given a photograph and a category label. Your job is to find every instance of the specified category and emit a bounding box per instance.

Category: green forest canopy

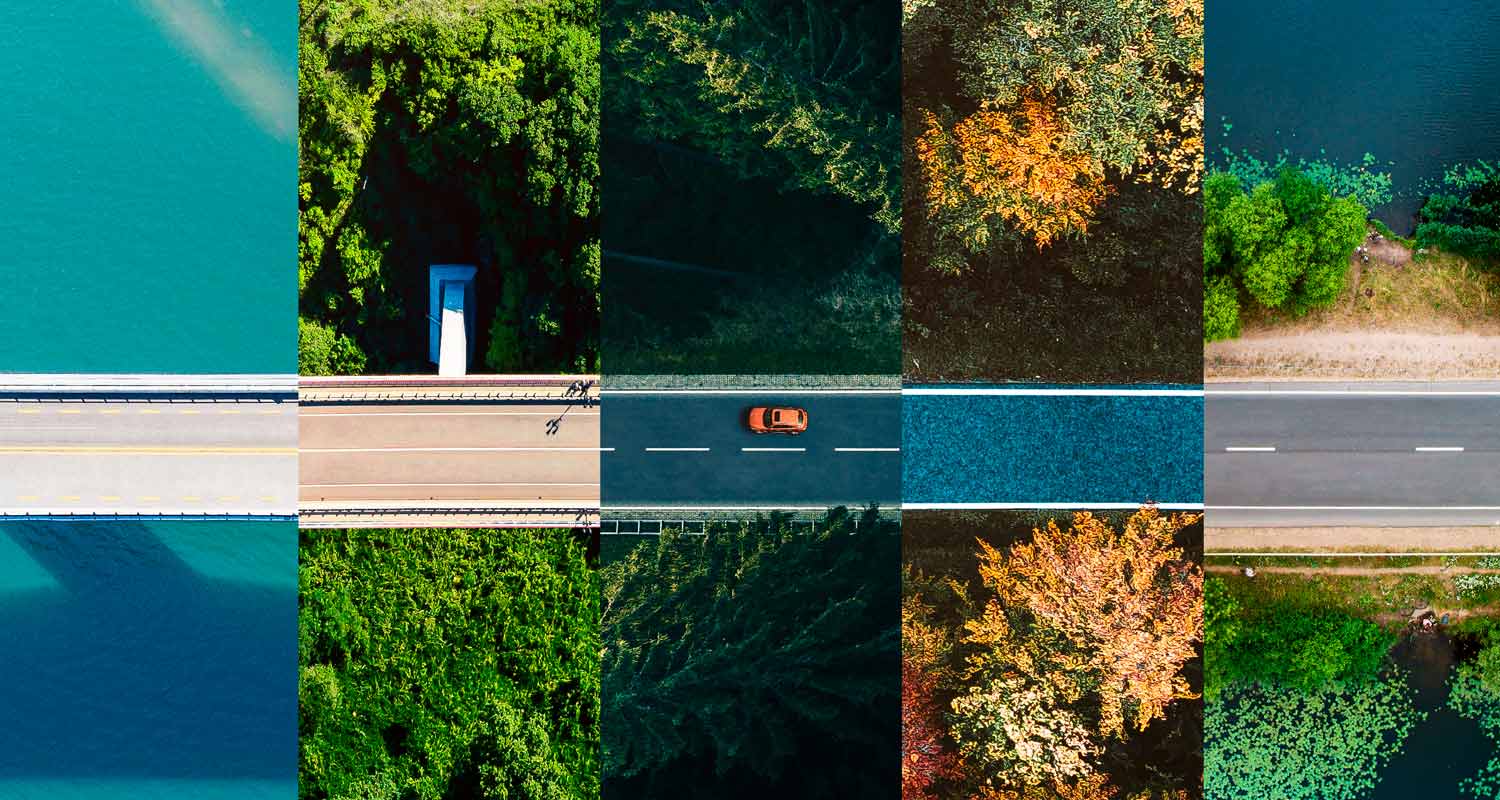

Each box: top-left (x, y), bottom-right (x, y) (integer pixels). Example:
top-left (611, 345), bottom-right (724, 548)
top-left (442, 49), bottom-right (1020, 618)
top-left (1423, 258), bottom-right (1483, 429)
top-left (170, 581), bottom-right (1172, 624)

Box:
top-left (601, 0), bottom-right (902, 375)
top-left (299, 0), bottom-right (599, 375)
top-left (601, 508), bottom-right (899, 799)
top-left (298, 529), bottom-right (598, 800)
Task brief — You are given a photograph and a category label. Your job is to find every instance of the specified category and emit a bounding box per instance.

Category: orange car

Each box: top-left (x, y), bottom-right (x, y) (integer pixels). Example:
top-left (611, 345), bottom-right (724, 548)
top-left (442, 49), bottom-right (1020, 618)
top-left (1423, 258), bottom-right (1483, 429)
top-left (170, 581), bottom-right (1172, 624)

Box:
top-left (748, 406), bottom-right (808, 435)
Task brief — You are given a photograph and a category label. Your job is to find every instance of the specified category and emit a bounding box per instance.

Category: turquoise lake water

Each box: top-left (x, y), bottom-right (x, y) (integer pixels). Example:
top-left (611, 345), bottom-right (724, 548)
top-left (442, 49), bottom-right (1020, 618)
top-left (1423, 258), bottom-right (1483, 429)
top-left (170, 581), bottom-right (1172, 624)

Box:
top-left (0, 521), bottom-right (297, 799)
top-left (0, 1), bottom-right (296, 374)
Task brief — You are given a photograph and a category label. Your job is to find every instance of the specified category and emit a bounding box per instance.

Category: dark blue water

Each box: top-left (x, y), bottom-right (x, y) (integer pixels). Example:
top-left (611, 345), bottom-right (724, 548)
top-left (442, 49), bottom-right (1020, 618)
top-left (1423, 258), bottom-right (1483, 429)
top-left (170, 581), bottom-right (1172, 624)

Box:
top-left (1208, 0), bottom-right (1500, 232)
top-left (0, 1), bottom-right (296, 374)
top-left (0, 521), bottom-right (297, 799)
top-left (902, 392), bottom-right (1204, 504)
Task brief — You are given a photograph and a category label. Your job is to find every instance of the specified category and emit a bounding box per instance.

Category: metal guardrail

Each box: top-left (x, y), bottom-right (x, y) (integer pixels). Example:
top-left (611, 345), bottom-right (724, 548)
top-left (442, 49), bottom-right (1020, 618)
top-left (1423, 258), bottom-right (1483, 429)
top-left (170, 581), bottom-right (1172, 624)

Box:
top-left (600, 517), bottom-right (864, 535)
top-left (0, 513), bottom-right (298, 522)
top-left (0, 373), bottom-right (297, 399)
top-left (300, 374), bottom-right (598, 389)
top-left (299, 506), bottom-right (600, 529)
top-left (299, 375), bottom-right (599, 404)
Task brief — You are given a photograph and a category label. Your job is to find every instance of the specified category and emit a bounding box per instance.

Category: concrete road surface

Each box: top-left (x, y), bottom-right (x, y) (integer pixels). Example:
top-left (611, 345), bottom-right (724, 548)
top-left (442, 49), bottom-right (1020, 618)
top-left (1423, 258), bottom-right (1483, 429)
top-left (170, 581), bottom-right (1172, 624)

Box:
top-left (300, 388), bottom-right (599, 526)
top-left (0, 396), bottom-right (297, 515)
top-left (601, 389), bottom-right (901, 509)
top-left (1206, 382), bottom-right (1500, 526)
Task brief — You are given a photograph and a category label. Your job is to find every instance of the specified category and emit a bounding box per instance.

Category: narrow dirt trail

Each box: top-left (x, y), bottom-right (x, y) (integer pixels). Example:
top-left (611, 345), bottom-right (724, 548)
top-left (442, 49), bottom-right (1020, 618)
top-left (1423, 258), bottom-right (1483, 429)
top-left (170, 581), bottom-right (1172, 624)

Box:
top-left (1205, 565), bottom-right (1500, 577)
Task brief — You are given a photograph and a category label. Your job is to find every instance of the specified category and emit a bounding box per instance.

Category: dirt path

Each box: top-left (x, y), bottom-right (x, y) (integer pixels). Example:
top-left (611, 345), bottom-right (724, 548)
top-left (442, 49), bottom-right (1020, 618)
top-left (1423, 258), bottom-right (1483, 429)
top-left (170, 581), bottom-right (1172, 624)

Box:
top-left (1206, 527), bottom-right (1500, 552)
top-left (1205, 331), bottom-right (1500, 380)
top-left (1205, 565), bottom-right (1500, 576)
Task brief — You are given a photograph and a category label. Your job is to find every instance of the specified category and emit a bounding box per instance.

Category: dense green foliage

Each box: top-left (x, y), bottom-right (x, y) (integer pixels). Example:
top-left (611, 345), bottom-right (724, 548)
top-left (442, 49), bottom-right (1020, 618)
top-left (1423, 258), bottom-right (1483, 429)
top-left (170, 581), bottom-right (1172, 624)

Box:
top-left (1209, 601), bottom-right (1395, 694)
top-left (602, 0), bottom-right (901, 374)
top-left (1202, 166), bottom-right (1368, 340)
top-left (299, 0), bottom-right (599, 374)
top-left (902, 0), bottom-right (1203, 383)
top-left (1205, 679), bottom-right (1422, 800)
top-left (298, 530), bottom-right (598, 800)
top-left (601, 508), bottom-right (899, 798)
top-left (1418, 160), bottom-right (1500, 266)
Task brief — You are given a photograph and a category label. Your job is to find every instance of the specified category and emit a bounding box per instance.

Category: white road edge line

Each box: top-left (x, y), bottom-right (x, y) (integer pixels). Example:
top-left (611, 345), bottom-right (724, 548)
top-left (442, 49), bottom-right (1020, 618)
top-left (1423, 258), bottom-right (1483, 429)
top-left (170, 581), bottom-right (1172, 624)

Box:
top-left (1225, 446), bottom-right (1276, 452)
top-left (741, 447), bottom-right (807, 452)
top-left (1207, 390), bottom-right (1500, 396)
top-left (602, 506), bottom-right (881, 511)
top-left (1415, 446), bottom-right (1465, 452)
top-left (301, 447), bottom-right (602, 453)
top-left (645, 447), bottom-right (711, 452)
top-left (834, 447), bottom-right (901, 452)
top-left (300, 483), bottom-right (600, 488)
top-left (603, 389), bottom-right (900, 395)
top-left (904, 388), bottom-right (1202, 397)
top-left (300, 411), bottom-right (599, 417)
top-left (905, 503), bottom-right (1204, 510)
top-left (1207, 505), bottom-right (1500, 510)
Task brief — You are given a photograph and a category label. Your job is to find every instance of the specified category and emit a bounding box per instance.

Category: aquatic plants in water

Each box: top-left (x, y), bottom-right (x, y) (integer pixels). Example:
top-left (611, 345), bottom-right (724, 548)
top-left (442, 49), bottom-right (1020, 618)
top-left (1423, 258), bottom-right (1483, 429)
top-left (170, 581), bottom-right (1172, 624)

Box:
top-left (1215, 137), bottom-right (1394, 209)
top-left (1449, 636), bottom-right (1500, 797)
top-left (1204, 676), bottom-right (1424, 800)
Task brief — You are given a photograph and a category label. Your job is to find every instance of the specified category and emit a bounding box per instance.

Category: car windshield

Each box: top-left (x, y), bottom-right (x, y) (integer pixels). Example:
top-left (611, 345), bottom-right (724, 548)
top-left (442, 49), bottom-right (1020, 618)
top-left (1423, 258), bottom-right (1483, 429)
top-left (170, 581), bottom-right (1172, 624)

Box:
top-left (763, 409), bottom-right (775, 427)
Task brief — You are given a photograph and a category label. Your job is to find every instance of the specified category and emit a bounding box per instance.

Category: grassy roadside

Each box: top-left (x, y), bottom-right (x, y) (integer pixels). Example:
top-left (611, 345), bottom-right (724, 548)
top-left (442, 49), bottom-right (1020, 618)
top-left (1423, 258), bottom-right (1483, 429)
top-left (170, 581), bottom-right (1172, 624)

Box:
top-left (1206, 555), bottom-right (1500, 623)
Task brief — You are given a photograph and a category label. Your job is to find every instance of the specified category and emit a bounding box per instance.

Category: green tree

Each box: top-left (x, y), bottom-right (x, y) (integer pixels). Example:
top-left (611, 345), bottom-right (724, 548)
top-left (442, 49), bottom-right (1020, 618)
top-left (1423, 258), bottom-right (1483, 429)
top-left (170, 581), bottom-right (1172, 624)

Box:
top-left (298, 530), bottom-right (599, 800)
top-left (298, 317), bottom-right (367, 375)
top-left (605, 0), bottom-right (902, 232)
top-left (1203, 166), bottom-right (1367, 326)
top-left (601, 508), bottom-right (899, 799)
top-left (1203, 276), bottom-right (1240, 342)
top-left (1417, 160), bottom-right (1500, 266)
top-left (1216, 603), bottom-right (1394, 691)
top-left (299, 0), bottom-right (600, 373)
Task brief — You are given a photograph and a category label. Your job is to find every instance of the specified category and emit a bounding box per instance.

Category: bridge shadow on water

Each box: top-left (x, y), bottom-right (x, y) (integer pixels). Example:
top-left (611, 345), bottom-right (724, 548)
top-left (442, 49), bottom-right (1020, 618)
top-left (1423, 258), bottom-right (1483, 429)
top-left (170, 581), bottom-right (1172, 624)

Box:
top-left (0, 521), bottom-right (296, 782)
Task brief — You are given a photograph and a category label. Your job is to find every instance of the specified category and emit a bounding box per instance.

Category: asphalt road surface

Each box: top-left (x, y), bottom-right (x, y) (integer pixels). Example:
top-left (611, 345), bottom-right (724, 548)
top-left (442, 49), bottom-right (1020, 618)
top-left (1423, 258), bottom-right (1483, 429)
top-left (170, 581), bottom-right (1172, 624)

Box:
top-left (300, 391), bottom-right (599, 526)
top-left (903, 388), bottom-right (1203, 506)
top-left (0, 396), bottom-right (297, 516)
top-left (1206, 383), bottom-right (1500, 526)
top-left (601, 390), bottom-right (901, 509)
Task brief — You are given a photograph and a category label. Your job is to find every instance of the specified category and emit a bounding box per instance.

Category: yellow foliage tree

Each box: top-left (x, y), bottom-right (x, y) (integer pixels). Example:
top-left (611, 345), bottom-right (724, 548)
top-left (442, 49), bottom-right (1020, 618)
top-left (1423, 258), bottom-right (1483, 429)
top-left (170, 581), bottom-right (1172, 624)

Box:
top-left (966, 509), bottom-right (1203, 739)
top-left (915, 97), bottom-right (1108, 252)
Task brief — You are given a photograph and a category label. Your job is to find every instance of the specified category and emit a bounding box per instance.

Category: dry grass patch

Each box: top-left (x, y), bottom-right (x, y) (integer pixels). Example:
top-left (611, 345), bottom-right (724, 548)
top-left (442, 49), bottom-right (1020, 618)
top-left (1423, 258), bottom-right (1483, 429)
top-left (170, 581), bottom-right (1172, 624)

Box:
top-left (1206, 239), bottom-right (1500, 379)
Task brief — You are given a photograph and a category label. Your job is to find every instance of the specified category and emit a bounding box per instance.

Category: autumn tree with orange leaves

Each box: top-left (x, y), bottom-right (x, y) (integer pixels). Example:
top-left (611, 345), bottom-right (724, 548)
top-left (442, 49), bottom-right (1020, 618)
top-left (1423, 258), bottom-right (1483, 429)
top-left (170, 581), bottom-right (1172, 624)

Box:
top-left (905, 0), bottom-right (1202, 269)
top-left (968, 509), bottom-right (1204, 738)
top-left (903, 509), bottom-right (1203, 799)
top-left (915, 98), bottom-right (1108, 269)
